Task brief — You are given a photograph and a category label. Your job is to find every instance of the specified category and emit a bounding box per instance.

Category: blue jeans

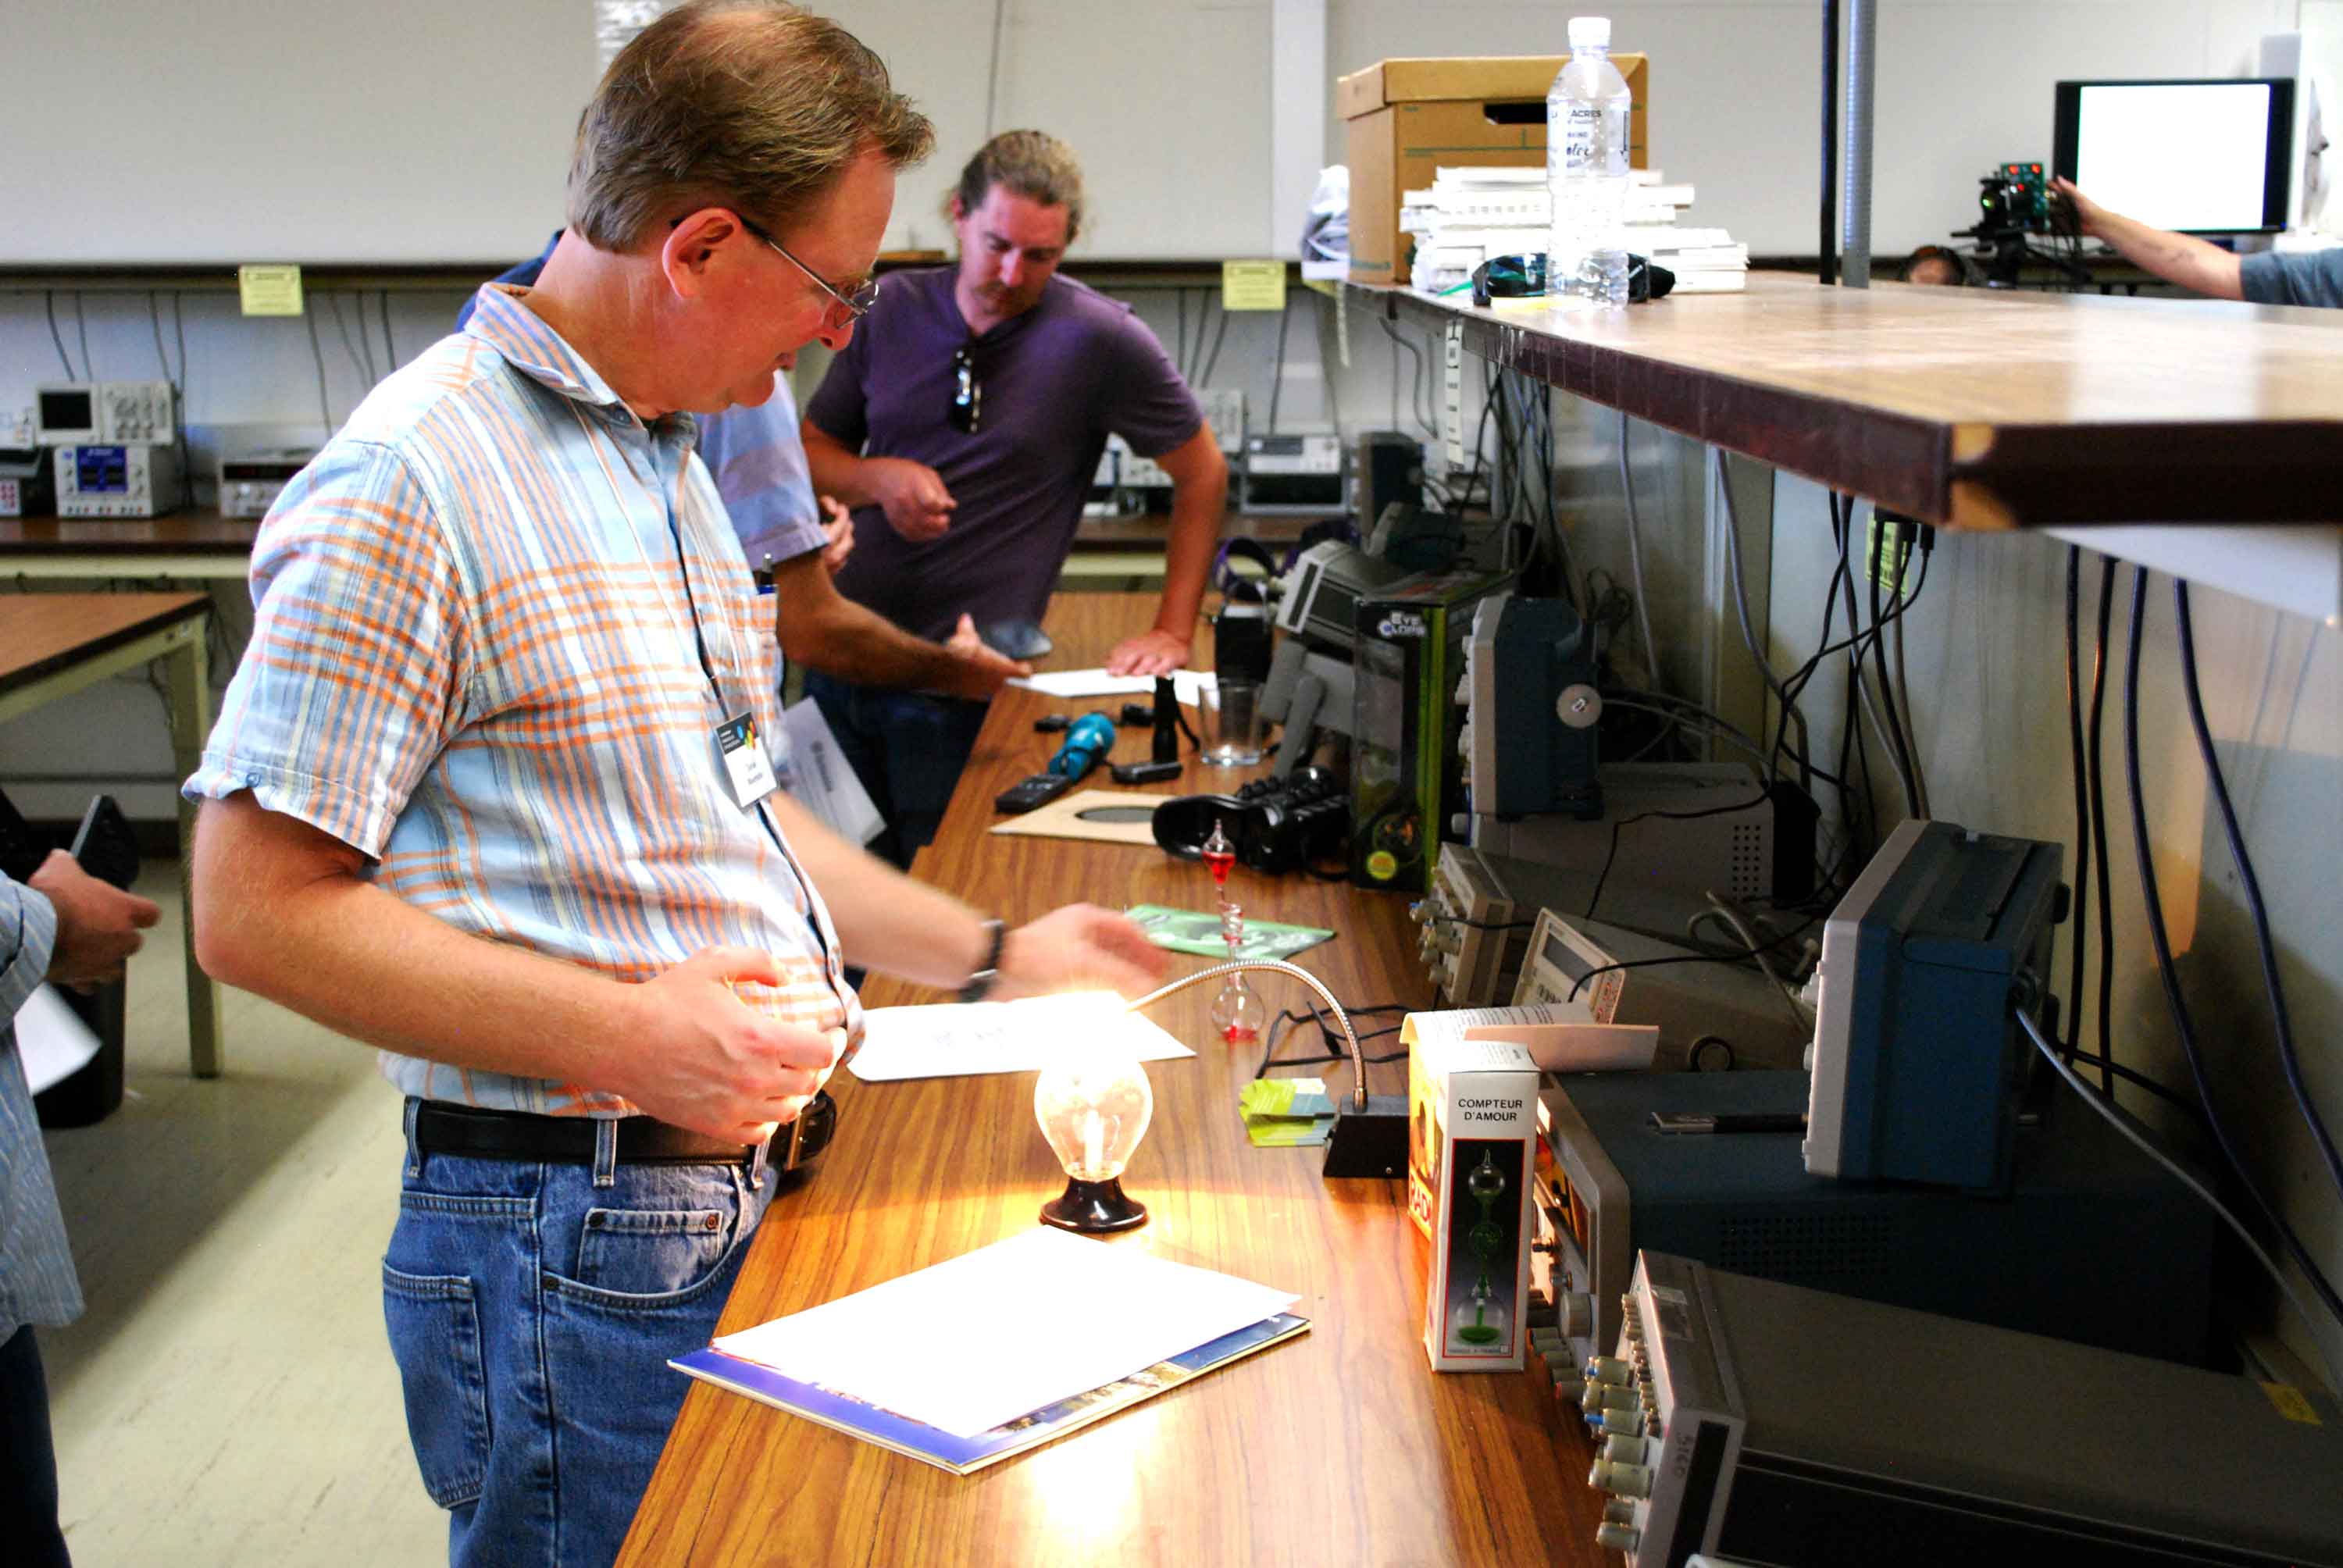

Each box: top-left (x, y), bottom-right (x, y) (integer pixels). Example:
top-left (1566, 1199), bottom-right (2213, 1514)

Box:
top-left (382, 1104), bottom-right (777, 1568)
top-left (804, 671), bottom-right (990, 871)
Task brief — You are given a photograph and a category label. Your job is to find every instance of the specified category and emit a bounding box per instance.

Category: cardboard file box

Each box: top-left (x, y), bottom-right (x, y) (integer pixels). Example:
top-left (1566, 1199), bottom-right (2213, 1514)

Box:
top-left (1337, 53), bottom-right (1650, 286)
top-left (1405, 1014), bottom-right (1539, 1370)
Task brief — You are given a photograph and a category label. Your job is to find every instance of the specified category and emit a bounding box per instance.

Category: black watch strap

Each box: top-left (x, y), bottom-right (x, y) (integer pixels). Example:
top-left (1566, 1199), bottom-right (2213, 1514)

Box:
top-left (958, 918), bottom-right (1007, 1003)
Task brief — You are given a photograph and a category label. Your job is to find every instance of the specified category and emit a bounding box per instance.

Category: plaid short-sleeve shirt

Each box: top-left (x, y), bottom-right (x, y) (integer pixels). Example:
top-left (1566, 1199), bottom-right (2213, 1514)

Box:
top-left (187, 284), bottom-right (858, 1115)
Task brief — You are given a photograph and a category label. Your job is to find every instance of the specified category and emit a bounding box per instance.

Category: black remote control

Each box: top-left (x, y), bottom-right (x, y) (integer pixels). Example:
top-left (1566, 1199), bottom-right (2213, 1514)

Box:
top-left (994, 772), bottom-right (1076, 814)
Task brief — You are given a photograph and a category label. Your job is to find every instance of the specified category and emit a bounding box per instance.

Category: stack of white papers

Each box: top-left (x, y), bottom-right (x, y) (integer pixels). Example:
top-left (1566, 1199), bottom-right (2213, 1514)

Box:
top-left (847, 997), bottom-right (1195, 1082)
top-left (1404, 163), bottom-right (1746, 296)
top-left (712, 1228), bottom-right (1298, 1437)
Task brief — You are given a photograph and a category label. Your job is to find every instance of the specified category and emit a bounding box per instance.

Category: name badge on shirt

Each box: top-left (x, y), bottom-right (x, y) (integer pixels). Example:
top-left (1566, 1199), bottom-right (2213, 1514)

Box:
top-left (715, 712), bottom-right (779, 808)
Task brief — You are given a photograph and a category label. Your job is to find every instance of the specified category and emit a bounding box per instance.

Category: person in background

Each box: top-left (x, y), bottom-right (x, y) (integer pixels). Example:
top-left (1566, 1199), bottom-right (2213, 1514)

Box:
top-left (187, 7), bottom-right (1163, 1563)
top-left (2, 855), bottom-right (159, 1567)
top-left (2053, 176), bottom-right (2343, 306)
top-left (458, 241), bottom-right (1026, 701)
top-left (802, 129), bottom-right (1230, 866)
top-left (1898, 244), bottom-right (1967, 286)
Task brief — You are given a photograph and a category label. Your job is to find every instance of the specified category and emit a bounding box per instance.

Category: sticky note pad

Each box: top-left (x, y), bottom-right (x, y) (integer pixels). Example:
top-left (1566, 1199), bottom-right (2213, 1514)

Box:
top-left (239, 265), bottom-right (305, 317)
top-left (1222, 259), bottom-right (1287, 312)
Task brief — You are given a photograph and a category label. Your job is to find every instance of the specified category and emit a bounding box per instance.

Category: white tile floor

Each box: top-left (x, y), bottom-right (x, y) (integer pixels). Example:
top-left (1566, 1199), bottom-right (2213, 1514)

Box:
top-left (36, 863), bottom-right (445, 1565)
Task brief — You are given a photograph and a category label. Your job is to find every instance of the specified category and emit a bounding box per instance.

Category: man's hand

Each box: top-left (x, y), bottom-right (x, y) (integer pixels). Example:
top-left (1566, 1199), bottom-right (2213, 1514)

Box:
top-left (1106, 627), bottom-right (1190, 677)
top-left (2052, 177), bottom-right (2104, 239)
top-left (618, 946), bottom-right (848, 1142)
top-left (863, 458), bottom-right (956, 543)
top-left (30, 849), bottom-right (160, 989)
top-left (817, 495), bottom-right (855, 575)
top-left (991, 904), bottom-right (1169, 1002)
top-left (941, 613), bottom-right (1032, 697)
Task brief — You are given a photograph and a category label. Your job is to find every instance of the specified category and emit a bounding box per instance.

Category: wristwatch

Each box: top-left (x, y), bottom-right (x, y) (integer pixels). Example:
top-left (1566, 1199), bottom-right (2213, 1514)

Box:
top-left (958, 918), bottom-right (1007, 1003)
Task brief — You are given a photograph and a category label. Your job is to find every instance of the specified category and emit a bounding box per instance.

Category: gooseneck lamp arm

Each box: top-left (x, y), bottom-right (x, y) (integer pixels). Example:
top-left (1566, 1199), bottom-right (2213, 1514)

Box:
top-left (1125, 959), bottom-right (1369, 1113)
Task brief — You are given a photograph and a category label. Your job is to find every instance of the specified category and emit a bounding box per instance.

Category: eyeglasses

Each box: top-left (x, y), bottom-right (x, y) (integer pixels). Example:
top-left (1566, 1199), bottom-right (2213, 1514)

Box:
top-left (949, 347), bottom-right (981, 434)
top-left (736, 216), bottom-right (879, 323)
top-left (672, 212), bottom-right (878, 323)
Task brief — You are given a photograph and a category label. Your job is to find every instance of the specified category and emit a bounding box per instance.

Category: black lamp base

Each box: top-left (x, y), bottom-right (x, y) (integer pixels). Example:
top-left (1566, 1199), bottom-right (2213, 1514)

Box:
top-left (1321, 1094), bottom-right (1410, 1178)
top-left (1040, 1176), bottom-right (1149, 1234)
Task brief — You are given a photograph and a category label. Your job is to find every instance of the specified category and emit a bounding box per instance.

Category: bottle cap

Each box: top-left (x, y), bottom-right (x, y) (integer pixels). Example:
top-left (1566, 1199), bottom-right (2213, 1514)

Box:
top-left (1568, 16), bottom-right (1611, 48)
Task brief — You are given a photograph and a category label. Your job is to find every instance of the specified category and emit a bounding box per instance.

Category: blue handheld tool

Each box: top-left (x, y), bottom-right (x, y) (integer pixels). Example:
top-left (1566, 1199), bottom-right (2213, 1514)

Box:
top-left (1049, 712), bottom-right (1118, 781)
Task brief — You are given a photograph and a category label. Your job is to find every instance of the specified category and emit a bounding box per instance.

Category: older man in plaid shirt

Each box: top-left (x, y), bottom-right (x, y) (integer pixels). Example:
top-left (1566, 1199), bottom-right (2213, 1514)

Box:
top-left (186, 6), bottom-right (1161, 1564)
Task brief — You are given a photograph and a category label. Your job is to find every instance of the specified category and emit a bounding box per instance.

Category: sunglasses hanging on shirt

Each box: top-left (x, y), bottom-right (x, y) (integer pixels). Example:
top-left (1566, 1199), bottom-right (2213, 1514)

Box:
top-left (950, 347), bottom-right (982, 434)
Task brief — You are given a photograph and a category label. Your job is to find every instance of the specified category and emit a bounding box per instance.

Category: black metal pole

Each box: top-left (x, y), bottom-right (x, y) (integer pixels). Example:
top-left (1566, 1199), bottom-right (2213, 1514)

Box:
top-left (1821, 0), bottom-right (1839, 284)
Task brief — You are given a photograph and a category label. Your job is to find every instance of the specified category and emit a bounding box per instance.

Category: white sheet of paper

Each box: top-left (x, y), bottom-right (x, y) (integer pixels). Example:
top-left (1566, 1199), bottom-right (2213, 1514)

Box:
top-left (779, 697), bottom-right (884, 845)
top-left (712, 1228), bottom-right (1297, 1437)
top-left (16, 985), bottom-right (100, 1094)
top-left (847, 996), bottom-right (1195, 1082)
top-left (1005, 668), bottom-right (1214, 707)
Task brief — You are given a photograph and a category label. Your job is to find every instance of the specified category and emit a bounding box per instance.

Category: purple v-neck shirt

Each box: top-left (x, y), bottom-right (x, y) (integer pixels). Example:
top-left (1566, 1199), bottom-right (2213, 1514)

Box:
top-left (805, 267), bottom-right (1202, 643)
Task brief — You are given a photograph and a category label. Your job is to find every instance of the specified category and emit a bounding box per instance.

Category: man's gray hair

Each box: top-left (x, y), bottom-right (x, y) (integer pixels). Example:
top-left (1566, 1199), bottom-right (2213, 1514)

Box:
top-left (569, 1), bottom-right (933, 251)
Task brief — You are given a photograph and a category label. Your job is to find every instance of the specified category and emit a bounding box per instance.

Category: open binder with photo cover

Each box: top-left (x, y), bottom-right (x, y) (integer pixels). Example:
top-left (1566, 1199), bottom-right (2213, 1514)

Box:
top-left (671, 1312), bottom-right (1311, 1475)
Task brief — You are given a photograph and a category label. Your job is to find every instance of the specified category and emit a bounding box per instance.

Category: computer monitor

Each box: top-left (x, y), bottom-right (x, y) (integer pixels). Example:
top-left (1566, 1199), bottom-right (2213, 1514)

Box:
top-left (2053, 78), bottom-right (2295, 234)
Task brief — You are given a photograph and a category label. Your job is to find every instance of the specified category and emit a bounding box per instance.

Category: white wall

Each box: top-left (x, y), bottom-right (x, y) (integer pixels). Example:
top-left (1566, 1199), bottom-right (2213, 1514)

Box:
top-left (0, 2), bottom-right (2301, 264)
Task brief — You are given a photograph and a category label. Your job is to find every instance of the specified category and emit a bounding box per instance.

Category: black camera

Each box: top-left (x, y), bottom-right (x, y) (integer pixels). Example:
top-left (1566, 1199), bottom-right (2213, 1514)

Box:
top-left (1150, 765), bottom-right (1351, 875)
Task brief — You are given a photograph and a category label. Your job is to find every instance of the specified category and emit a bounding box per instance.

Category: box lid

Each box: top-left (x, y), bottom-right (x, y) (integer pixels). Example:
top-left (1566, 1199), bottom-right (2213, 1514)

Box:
top-left (1338, 54), bottom-right (1642, 118)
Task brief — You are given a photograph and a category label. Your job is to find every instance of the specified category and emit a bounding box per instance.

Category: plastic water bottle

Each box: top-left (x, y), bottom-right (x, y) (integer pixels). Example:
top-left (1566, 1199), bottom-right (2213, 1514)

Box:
top-left (1546, 16), bottom-right (1634, 307)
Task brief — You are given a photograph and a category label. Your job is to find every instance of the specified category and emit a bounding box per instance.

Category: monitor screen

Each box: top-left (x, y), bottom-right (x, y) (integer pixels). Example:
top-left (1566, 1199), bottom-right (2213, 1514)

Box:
top-left (2053, 79), bottom-right (2294, 233)
top-left (38, 387), bottom-right (93, 433)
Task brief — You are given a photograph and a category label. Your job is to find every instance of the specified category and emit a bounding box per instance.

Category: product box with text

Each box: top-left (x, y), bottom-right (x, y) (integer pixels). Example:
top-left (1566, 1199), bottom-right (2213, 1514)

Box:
top-left (1404, 1015), bottom-right (1538, 1371)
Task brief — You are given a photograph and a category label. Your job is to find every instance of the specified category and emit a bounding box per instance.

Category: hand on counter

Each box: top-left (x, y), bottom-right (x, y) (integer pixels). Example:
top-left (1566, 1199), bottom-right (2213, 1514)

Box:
top-left (993, 904), bottom-right (1169, 1002)
top-left (865, 458), bottom-right (957, 542)
top-left (942, 614), bottom-right (1032, 697)
top-left (622, 945), bottom-right (849, 1142)
top-left (1104, 627), bottom-right (1190, 677)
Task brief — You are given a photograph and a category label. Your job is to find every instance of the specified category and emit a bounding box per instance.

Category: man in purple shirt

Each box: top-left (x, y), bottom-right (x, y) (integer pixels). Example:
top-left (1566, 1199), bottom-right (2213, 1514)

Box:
top-left (803, 130), bottom-right (1229, 865)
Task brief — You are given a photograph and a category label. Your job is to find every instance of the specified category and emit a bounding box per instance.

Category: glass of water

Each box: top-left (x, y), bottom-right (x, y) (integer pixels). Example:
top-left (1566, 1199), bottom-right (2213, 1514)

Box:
top-left (1203, 678), bottom-right (1264, 768)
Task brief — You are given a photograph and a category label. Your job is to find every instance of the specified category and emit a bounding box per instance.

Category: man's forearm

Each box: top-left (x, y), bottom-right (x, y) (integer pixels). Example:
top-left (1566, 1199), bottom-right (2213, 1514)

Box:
top-left (192, 796), bottom-right (645, 1085)
top-left (801, 425), bottom-right (878, 508)
top-left (1151, 468), bottom-right (1226, 641)
top-left (2092, 210), bottom-right (2245, 299)
top-left (771, 556), bottom-right (1002, 698)
top-left (761, 790), bottom-right (993, 988)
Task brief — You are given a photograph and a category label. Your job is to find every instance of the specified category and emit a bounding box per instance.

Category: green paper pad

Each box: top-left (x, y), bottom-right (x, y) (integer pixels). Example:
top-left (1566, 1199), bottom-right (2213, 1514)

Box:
top-left (1239, 1077), bottom-right (1336, 1147)
top-left (1125, 904), bottom-right (1335, 963)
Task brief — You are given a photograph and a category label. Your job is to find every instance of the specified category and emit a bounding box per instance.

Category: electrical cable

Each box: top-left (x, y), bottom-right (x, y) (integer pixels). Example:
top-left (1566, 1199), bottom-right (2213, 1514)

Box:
top-left (982, 0), bottom-right (1008, 137)
top-left (2085, 554), bottom-right (2118, 1092)
top-left (2061, 545), bottom-right (2092, 1067)
top-left (2174, 580), bottom-right (2343, 1205)
top-left (1267, 301), bottom-right (1292, 434)
top-left (1604, 697), bottom-right (1771, 772)
top-left (302, 311), bottom-right (336, 435)
top-left (1615, 410), bottom-right (1660, 686)
top-left (148, 292), bottom-right (173, 380)
top-left (1888, 536), bottom-right (1928, 815)
top-left (2120, 565), bottom-right (2343, 1332)
top-left (45, 293), bottom-right (77, 378)
top-left (1199, 302), bottom-right (1232, 390)
top-left (1713, 447), bottom-right (1813, 787)
top-left (330, 294), bottom-right (374, 390)
top-left (1863, 511), bottom-right (1921, 818)
top-left (73, 294), bottom-right (93, 381)
top-left (1315, 293), bottom-right (1343, 437)
top-left (2019, 1008), bottom-right (2343, 1392)
top-left (1565, 909), bottom-right (1818, 1003)
top-left (378, 290), bottom-right (399, 370)
top-left (1700, 893), bottom-right (1809, 1028)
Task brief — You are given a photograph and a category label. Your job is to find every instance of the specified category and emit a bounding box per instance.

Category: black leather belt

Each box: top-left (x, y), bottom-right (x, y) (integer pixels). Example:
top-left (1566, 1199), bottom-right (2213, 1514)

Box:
top-left (411, 1091), bottom-right (836, 1172)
